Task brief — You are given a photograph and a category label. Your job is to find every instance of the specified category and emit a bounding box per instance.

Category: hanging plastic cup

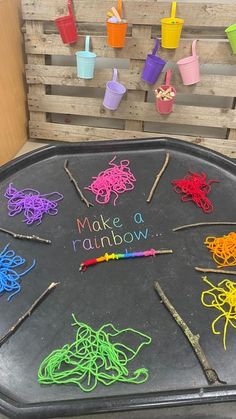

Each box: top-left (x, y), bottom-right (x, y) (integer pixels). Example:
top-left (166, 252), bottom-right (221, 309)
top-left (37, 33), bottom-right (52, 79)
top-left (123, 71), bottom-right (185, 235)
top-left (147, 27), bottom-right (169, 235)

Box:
top-left (225, 23), bottom-right (236, 54)
top-left (103, 68), bottom-right (126, 110)
top-left (107, 0), bottom-right (128, 48)
top-left (155, 69), bottom-right (176, 115)
top-left (54, 0), bottom-right (78, 45)
top-left (161, 2), bottom-right (184, 49)
top-left (107, 22), bottom-right (128, 48)
top-left (76, 36), bottom-right (96, 79)
top-left (177, 40), bottom-right (200, 85)
top-left (141, 39), bottom-right (166, 85)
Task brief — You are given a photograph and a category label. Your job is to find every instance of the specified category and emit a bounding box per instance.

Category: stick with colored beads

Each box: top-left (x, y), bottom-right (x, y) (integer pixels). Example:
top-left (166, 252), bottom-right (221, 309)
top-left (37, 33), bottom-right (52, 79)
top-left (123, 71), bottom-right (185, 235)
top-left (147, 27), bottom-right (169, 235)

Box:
top-left (79, 248), bottom-right (173, 272)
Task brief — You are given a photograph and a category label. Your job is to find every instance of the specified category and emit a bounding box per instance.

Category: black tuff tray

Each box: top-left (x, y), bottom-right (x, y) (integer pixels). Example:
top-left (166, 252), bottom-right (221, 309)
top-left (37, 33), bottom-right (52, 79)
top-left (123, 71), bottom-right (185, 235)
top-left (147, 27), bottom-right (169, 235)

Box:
top-left (0, 137), bottom-right (236, 419)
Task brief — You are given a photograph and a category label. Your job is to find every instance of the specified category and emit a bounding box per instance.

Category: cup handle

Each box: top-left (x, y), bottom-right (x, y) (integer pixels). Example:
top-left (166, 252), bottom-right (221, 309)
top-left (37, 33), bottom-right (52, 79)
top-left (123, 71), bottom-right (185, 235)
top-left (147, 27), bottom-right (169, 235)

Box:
top-left (165, 69), bottom-right (172, 85)
top-left (152, 38), bottom-right (159, 56)
top-left (85, 35), bottom-right (90, 52)
top-left (171, 1), bottom-right (176, 19)
top-left (68, 0), bottom-right (73, 16)
top-left (192, 39), bottom-right (198, 56)
top-left (117, 0), bottom-right (122, 18)
top-left (112, 68), bottom-right (118, 82)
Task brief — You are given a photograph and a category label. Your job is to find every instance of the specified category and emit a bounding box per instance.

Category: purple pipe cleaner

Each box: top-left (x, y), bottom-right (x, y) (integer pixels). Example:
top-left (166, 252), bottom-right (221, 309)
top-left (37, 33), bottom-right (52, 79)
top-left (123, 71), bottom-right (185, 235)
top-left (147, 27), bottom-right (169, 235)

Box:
top-left (4, 183), bottom-right (63, 225)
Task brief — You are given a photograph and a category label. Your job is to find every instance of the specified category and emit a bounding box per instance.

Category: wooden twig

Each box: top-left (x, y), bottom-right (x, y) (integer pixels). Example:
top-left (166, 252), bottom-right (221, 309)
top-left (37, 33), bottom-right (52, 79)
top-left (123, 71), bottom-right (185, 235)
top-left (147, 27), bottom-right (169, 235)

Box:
top-left (64, 160), bottom-right (94, 208)
top-left (195, 267), bottom-right (236, 275)
top-left (0, 226), bottom-right (51, 244)
top-left (156, 250), bottom-right (173, 255)
top-left (173, 222), bottom-right (236, 232)
top-left (0, 282), bottom-right (59, 347)
top-left (154, 280), bottom-right (226, 385)
top-left (146, 152), bottom-right (170, 203)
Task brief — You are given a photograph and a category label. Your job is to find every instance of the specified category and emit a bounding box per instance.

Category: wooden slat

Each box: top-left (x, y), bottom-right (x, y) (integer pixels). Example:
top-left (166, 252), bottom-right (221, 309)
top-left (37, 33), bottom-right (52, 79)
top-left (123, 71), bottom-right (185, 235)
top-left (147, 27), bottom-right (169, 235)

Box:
top-left (21, 0), bottom-right (236, 27)
top-left (38, 22), bottom-right (226, 39)
top-left (28, 122), bottom-right (236, 158)
top-left (26, 21), bottom-right (46, 123)
top-left (229, 131), bottom-right (236, 140)
top-left (125, 25), bottom-right (151, 131)
top-left (28, 95), bottom-right (236, 129)
top-left (228, 99), bottom-right (236, 140)
top-left (26, 65), bottom-right (236, 97)
top-left (24, 34), bottom-right (236, 64)
top-left (124, 89), bottom-right (146, 131)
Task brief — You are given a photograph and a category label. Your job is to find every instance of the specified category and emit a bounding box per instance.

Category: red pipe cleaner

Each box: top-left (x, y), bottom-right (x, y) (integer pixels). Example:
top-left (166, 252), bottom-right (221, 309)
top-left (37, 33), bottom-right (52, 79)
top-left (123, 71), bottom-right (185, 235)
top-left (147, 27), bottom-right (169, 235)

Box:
top-left (171, 171), bottom-right (219, 213)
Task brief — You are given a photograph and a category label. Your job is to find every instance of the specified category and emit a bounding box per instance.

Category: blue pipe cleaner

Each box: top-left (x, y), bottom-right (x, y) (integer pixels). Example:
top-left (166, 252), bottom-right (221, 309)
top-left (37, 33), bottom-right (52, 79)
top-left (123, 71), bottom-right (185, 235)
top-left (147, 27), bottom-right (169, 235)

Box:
top-left (0, 244), bottom-right (36, 301)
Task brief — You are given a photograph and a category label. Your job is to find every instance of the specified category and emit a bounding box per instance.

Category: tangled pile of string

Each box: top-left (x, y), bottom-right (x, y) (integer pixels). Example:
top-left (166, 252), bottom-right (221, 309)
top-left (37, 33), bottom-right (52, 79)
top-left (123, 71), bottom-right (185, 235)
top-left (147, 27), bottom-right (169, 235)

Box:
top-left (85, 156), bottom-right (136, 205)
top-left (201, 276), bottom-right (236, 350)
top-left (171, 171), bottom-right (219, 213)
top-left (0, 243), bottom-right (35, 301)
top-left (204, 232), bottom-right (236, 268)
top-left (38, 315), bottom-right (152, 392)
top-left (4, 183), bottom-right (63, 225)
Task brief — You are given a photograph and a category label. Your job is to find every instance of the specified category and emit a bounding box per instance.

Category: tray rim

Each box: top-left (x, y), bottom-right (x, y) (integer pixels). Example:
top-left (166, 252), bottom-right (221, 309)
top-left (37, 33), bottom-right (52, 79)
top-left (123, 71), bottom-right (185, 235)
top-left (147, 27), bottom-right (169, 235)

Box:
top-left (1, 137), bottom-right (236, 178)
top-left (1, 136), bottom-right (236, 418)
top-left (1, 384), bottom-right (236, 419)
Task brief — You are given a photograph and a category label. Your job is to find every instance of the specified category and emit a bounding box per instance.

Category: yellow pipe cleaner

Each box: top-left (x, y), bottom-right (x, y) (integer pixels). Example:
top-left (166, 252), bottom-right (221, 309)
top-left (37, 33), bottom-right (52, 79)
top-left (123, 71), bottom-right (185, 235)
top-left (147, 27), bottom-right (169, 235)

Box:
top-left (201, 276), bottom-right (236, 350)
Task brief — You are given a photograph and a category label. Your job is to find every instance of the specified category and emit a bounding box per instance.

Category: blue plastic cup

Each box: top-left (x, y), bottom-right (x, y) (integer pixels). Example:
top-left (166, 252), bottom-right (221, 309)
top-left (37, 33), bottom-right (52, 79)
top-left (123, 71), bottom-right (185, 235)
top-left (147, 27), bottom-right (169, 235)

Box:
top-left (76, 35), bottom-right (96, 79)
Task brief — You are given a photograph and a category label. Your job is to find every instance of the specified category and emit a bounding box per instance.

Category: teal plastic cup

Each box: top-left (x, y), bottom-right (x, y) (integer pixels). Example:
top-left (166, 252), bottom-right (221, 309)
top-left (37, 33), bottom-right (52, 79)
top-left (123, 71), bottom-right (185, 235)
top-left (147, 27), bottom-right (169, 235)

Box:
top-left (76, 35), bottom-right (96, 79)
top-left (225, 23), bottom-right (236, 54)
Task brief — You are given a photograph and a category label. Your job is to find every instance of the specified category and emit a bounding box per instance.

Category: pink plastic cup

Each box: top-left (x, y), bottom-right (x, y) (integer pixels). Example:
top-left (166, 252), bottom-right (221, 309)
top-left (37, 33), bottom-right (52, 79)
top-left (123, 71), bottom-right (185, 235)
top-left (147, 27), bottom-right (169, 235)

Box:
top-left (155, 69), bottom-right (176, 115)
top-left (177, 40), bottom-right (200, 85)
top-left (103, 68), bottom-right (126, 110)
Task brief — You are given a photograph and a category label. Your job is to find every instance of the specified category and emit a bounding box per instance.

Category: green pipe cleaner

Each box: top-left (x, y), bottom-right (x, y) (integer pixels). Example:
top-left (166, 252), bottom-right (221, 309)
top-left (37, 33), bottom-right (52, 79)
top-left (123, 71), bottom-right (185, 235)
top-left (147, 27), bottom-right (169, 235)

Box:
top-left (38, 314), bottom-right (152, 392)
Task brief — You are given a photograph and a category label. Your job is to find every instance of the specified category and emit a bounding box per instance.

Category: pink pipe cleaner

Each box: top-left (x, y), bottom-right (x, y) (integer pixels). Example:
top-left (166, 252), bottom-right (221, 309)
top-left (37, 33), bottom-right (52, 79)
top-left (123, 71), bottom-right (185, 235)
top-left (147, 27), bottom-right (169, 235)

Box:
top-left (85, 157), bottom-right (136, 205)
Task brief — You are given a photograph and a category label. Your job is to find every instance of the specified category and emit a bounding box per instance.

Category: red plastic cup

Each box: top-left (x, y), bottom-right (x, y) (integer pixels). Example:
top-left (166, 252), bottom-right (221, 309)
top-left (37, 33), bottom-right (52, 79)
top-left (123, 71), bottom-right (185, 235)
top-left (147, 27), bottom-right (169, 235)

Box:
top-left (54, 0), bottom-right (77, 45)
top-left (155, 69), bottom-right (176, 115)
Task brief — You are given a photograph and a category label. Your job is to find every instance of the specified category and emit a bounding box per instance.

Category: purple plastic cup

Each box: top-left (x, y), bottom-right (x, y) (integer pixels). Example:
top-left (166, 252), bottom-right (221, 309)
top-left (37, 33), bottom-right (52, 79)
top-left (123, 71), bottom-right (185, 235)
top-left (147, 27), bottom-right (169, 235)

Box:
top-left (142, 39), bottom-right (166, 85)
top-left (103, 68), bottom-right (126, 110)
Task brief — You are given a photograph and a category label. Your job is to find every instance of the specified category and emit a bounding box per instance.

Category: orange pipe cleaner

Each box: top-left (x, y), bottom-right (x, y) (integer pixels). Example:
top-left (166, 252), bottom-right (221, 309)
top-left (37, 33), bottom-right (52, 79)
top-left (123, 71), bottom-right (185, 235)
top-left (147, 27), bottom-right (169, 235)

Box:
top-left (204, 232), bottom-right (236, 268)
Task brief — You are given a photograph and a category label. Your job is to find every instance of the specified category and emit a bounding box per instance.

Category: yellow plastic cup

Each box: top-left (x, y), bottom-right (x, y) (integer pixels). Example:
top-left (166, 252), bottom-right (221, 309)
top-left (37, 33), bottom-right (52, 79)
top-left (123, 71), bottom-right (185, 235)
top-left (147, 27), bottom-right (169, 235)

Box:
top-left (161, 2), bottom-right (184, 49)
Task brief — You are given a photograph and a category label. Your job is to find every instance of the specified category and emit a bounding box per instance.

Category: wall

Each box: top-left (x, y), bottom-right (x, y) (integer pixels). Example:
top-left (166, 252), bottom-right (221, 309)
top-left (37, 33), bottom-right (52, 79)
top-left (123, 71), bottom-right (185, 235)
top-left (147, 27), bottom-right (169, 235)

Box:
top-left (0, 0), bottom-right (27, 165)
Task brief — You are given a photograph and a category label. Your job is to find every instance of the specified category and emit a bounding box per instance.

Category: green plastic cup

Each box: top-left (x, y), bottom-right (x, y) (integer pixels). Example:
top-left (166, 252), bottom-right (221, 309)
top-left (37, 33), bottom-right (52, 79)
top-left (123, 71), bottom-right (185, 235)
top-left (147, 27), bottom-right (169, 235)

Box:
top-left (225, 23), bottom-right (236, 54)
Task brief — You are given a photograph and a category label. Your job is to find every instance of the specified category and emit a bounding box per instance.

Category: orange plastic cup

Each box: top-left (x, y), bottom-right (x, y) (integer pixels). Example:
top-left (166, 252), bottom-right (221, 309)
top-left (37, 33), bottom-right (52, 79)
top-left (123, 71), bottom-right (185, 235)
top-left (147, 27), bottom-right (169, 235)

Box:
top-left (107, 21), bottom-right (128, 48)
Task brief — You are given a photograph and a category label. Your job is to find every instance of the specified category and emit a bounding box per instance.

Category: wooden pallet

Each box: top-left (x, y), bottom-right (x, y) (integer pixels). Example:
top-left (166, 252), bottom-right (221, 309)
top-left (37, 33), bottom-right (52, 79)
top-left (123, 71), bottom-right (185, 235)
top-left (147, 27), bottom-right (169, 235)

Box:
top-left (21, 1), bottom-right (236, 157)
